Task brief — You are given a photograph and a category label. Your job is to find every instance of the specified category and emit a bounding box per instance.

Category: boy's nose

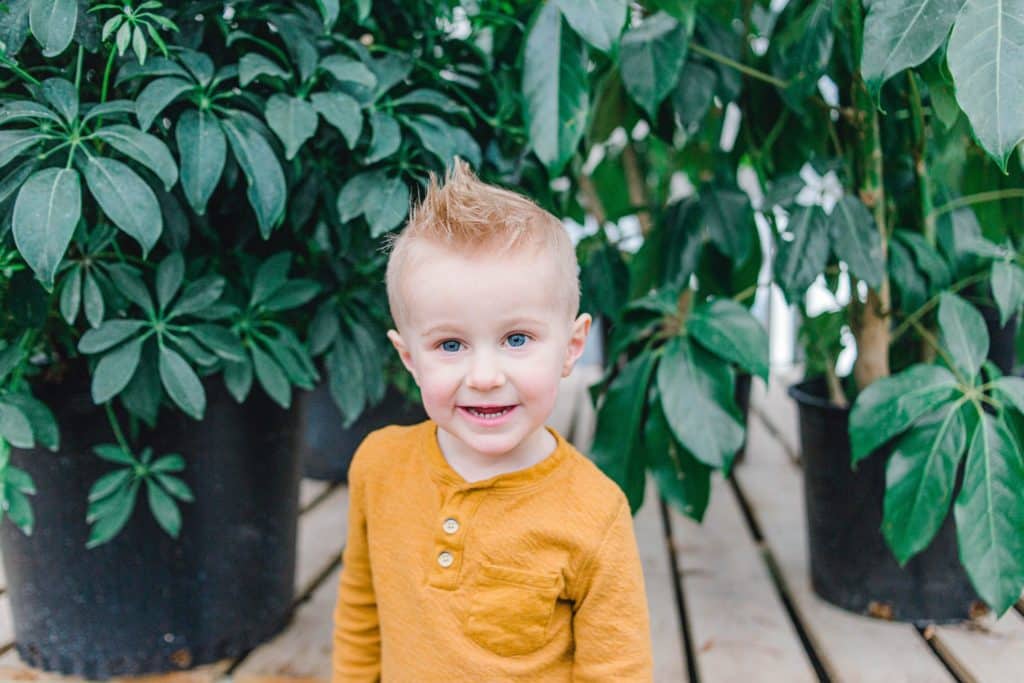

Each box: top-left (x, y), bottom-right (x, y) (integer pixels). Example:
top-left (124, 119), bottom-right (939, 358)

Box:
top-left (466, 354), bottom-right (506, 390)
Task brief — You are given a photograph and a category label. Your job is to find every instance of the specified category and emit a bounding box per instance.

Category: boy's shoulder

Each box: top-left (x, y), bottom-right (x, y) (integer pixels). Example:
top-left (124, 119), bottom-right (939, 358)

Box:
top-left (348, 420), bottom-right (427, 477)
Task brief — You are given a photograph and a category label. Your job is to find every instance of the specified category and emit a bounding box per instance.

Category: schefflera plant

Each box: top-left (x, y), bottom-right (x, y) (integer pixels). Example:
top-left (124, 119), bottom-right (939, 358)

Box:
top-left (589, 281), bottom-right (769, 520)
top-left (849, 293), bottom-right (1024, 615)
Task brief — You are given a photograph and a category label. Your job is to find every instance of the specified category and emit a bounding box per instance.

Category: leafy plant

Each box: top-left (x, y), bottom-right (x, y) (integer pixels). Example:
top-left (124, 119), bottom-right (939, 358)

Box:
top-left (0, 0), bottom-right (548, 547)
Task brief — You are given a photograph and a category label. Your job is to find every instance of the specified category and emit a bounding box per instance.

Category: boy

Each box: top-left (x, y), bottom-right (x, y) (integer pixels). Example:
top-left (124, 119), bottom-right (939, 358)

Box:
top-left (332, 160), bottom-right (653, 681)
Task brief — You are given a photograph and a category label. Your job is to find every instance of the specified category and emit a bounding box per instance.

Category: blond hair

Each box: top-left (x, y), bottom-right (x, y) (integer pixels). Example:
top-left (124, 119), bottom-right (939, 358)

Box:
top-left (384, 159), bottom-right (579, 330)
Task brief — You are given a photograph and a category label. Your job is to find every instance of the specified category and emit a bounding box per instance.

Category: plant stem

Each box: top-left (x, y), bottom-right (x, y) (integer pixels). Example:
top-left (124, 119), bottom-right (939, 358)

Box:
top-left (907, 72), bottom-right (935, 246)
top-left (104, 403), bottom-right (132, 455)
top-left (100, 47), bottom-right (117, 104)
top-left (932, 189), bottom-right (1024, 217)
top-left (74, 45), bottom-right (84, 90)
top-left (621, 142), bottom-right (651, 236)
top-left (690, 43), bottom-right (788, 89)
top-left (0, 54), bottom-right (41, 86)
top-left (909, 317), bottom-right (966, 386)
top-left (849, 71), bottom-right (891, 391)
top-left (890, 271), bottom-right (989, 342)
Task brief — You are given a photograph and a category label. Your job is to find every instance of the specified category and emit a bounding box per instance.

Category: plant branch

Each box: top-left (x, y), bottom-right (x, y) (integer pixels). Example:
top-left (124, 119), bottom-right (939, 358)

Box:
top-left (0, 54), bottom-right (41, 86)
top-left (890, 271), bottom-right (989, 342)
top-left (932, 190), bottom-right (1024, 217)
top-left (621, 142), bottom-right (651, 236)
top-left (105, 403), bottom-right (132, 455)
top-left (908, 317), bottom-right (966, 386)
top-left (690, 43), bottom-right (789, 89)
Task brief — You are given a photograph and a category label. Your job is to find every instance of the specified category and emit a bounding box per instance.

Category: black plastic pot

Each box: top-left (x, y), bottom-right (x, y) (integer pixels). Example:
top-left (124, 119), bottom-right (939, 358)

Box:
top-left (732, 372), bottom-right (753, 464)
top-left (788, 377), bottom-right (979, 624)
top-left (1, 364), bottom-right (304, 678)
top-left (303, 381), bottom-right (426, 482)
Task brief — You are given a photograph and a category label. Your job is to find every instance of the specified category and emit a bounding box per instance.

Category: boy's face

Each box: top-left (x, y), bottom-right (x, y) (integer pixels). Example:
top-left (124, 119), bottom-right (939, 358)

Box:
top-left (386, 241), bottom-right (591, 462)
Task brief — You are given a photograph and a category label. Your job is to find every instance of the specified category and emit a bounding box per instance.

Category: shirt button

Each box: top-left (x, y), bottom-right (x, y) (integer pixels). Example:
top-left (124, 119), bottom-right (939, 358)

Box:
top-left (443, 518), bottom-right (459, 534)
top-left (437, 551), bottom-right (454, 568)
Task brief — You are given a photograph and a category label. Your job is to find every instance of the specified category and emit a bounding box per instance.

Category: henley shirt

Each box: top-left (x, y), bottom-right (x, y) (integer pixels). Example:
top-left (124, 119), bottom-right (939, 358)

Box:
top-left (332, 419), bottom-right (653, 681)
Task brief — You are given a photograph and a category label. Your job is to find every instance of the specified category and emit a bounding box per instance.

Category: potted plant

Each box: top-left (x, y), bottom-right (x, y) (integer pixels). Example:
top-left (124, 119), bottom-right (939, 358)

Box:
top-left (745, 0), bottom-right (1024, 621)
top-left (524, 3), bottom-right (771, 518)
top-left (0, 0), bottom-right (546, 676)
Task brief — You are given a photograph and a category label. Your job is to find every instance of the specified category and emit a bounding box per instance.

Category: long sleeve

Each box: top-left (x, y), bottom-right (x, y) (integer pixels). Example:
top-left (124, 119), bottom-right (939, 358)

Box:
top-left (571, 501), bottom-right (654, 682)
top-left (332, 449), bottom-right (381, 683)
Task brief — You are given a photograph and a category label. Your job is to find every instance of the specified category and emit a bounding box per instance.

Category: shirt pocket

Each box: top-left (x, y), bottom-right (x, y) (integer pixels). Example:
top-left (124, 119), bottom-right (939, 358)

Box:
top-left (465, 562), bottom-right (563, 657)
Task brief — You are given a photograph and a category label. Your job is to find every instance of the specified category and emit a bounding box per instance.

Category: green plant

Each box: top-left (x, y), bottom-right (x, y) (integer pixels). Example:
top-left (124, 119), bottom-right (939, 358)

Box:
top-left (747, 0), bottom-right (1024, 616)
top-left (0, 0), bottom-right (545, 547)
top-left (512, 0), bottom-right (1024, 617)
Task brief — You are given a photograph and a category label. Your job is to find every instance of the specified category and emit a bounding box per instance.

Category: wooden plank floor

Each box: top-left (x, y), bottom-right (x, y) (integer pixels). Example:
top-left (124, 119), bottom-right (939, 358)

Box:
top-left (2, 376), bottom-right (1024, 682)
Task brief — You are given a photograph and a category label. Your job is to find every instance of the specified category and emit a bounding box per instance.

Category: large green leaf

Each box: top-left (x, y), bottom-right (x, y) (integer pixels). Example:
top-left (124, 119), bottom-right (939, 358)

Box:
top-left (175, 109), bottom-right (225, 214)
top-left (158, 344), bottom-right (205, 419)
top-left (365, 173), bottom-right (409, 237)
top-left (94, 125), bottom-right (178, 191)
top-left (1, 393), bottom-right (57, 450)
top-left (687, 298), bottom-right (769, 382)
top-left (239, 53), bottom-right (289, 86)
top-left (955, 413), bottom-right (1024, 615)
top-left (39, 77), bottom-right (77, 123)
top-left (221, 115), bottom-right (286, 237)
top-left (265, 94), bottom-right (318, 160)
top-left (774, 205), bottom-right (830, 303)
top-left (78, 320), bottom-right (146, 353)
top-left (29, 0), bottom-right (77, 56)
top-left (849, 364), bottom-right (959, 463)
top-left (937, 292), bottom-right (988, 383)
top-left (702, 186), bottom-right (752, 265)
top-left (882, 405), bottom-right (967, 565)
top-left (619, 12), bottom-right (689, 119)
top-left (657, 336), bottom-right (743, 471)
top-left (947, 0), bottom-right (1024, 169)
top-left (830, 195), bottom-right (883, 289)
top-left (991, 260), bottom-right (1024, 326)
top-left (11, 167), bottom-right (80, 286)
top-left (251, 344), bottom-right (291, 408)
top-left (0, 403), bottom-right (33, 448)
top-left (135, 77), bottom-right (194, 131)
top-left (645, 398), bottom-right (711, 522)
top-left (0, 132), bottom-right (44, 174)
top-left (311, 91), bottom-right (362, 148)
top-left (862, 0), bottom-right (964, 102)
top-left (146, 478), bottom-right (181, 537)
top-left (80, 155), bottom-right (162, 256)
top-left (555, 0), bottom-right (627, 53)
top-left (365, 111), bottom-right (400, 164)
top-left (522, 1), bottom-right (589, 174)
top-left (91, 337), bottom-right (144, 403)
top-left (771, 0), bottom-right (833, 111)
top-left (591, 351), bottom-right (657, 511)
top-left (327, 337), bottom-right (365, 427)
top-left (405, 114), bottom-right (460, 167)
top-left (0, 0), bottom-right (32, 56)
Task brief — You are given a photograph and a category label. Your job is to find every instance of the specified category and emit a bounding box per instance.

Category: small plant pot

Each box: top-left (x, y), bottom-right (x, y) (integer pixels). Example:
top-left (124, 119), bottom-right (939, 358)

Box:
top-left (788, 377), bottom-right (980, 624)
top-left (302, 382), bottom-right (426, 482)
top-left (0, 364), bottom-right (305, 678)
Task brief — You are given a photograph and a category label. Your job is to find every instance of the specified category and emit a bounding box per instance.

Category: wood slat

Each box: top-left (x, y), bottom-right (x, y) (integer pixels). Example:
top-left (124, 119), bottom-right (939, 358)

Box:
top-left (930, 608), bottom-right (1024, 682)
top-left (668, 475), bottom-right (817, 682)
top-left (750, 367), bottom-right (801, 464)
top-left (734, 411), bottom-right (955, 682)
top-left (635, 479), bottom-right (688, 683)
top-left (293, 486), bottom-right (348, 596)
top-left (299, 480), bottom-right (331, 512)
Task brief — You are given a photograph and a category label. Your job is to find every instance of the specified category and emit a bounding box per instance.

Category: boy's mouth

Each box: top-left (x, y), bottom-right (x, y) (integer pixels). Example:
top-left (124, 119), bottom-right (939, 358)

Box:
top-left (461, 405), bottom-right (517, 418)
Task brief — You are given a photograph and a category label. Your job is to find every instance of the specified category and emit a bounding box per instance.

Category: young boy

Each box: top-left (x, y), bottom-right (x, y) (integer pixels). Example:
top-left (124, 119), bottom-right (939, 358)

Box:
top-left (332, 160), bottom-right (653, 681)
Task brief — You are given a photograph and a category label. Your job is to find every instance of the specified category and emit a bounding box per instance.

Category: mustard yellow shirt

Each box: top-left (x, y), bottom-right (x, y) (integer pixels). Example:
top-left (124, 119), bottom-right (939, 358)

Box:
top-left (332, 420), bottom-right (653, 681)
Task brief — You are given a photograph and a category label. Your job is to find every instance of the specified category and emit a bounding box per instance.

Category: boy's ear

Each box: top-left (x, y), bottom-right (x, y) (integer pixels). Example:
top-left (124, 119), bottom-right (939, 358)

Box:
top-left (387, 329), bottom-right (418, 382)
top-left (561, 313), bottom-right (593, 377)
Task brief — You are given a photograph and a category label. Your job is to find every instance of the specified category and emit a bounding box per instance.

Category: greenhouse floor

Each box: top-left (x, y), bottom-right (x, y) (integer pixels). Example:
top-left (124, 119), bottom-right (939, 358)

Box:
top-left (0, 373), bottom-right (1022, 682)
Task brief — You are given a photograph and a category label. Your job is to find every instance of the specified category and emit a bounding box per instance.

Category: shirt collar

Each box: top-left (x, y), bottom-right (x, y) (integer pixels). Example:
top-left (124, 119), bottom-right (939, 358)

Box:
top-left (419, 419), bottom-right (570, 491)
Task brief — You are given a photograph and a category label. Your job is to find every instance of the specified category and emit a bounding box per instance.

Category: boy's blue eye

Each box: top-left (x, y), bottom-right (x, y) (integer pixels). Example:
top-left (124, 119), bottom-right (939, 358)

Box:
top-left (441, 340), bottom-right (461, 353)
top-left (508, 333), bottom-right (527, 348)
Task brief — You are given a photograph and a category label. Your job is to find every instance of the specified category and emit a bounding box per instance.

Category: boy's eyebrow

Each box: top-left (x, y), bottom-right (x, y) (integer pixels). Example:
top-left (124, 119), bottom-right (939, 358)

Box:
top-left (421, 318), bottom-right (549, 337)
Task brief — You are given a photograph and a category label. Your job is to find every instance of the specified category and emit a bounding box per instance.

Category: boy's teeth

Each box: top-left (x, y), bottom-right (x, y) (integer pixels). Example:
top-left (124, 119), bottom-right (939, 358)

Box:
top-left (467, 406), bottom-right (512, 418)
